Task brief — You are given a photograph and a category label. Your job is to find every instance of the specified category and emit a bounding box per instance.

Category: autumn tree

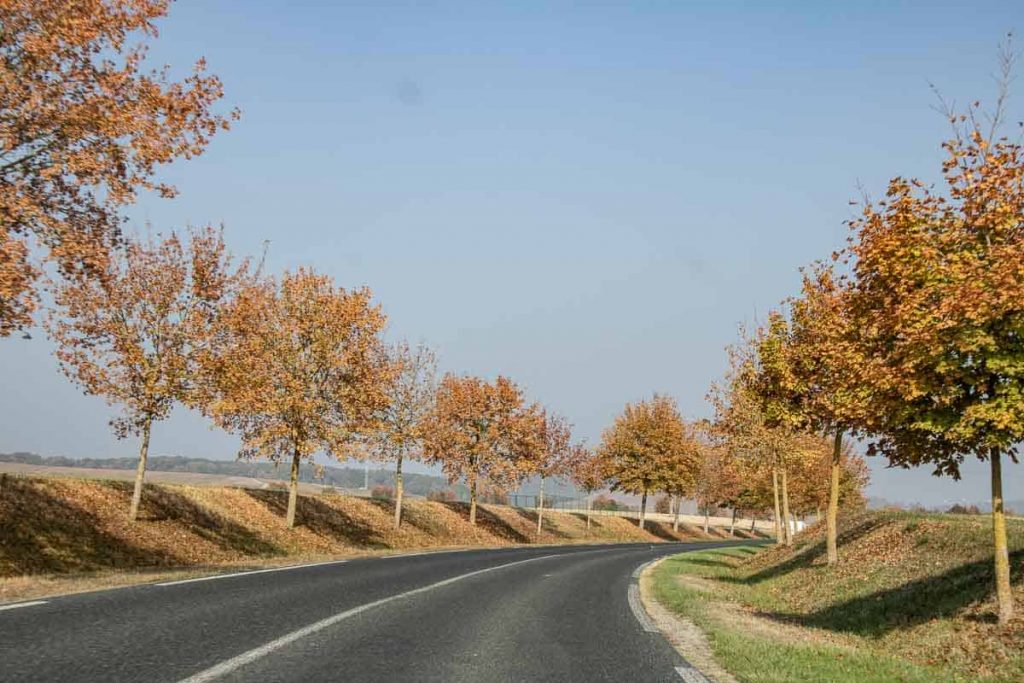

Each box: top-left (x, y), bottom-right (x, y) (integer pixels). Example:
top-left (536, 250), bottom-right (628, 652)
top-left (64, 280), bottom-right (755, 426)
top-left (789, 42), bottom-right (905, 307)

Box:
top-left (568, 443), bottom-right (605, 532)
top-left (202, 269), bottom-right (393, 528)
top-left (47, 227), bottom-right (249, 520)
top-left (709, 340), bottom-right (791, 544)
top-left (788, 436), bottom-right (869, 520)
top-left (846, 58), bottom-right (1024, 622)
top-left (1, 0), bottom-right (236, 337)
top-left (420, 375), bottom-right (544, 525)
top-left (533, 410), bottom-right (573, 535)
top-left (599, 394), bottom-right (687, 530)
top-left (368, 340), bottom-right (437, 529)
top-left (785, 262), bottom-right (873, 564)
top-left (689, 421), bottom-right (742, 534)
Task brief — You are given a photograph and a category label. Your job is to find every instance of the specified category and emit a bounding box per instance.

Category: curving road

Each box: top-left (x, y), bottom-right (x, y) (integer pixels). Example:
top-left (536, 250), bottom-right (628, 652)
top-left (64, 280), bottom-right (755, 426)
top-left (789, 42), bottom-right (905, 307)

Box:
top-left (0, 541), bottom-right (745, 682)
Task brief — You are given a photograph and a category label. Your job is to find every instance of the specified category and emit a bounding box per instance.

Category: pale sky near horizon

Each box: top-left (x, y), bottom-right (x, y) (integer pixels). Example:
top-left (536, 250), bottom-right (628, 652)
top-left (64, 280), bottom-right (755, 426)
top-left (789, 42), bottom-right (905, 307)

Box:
top-left (2, 1), bottom-right (1023, 507)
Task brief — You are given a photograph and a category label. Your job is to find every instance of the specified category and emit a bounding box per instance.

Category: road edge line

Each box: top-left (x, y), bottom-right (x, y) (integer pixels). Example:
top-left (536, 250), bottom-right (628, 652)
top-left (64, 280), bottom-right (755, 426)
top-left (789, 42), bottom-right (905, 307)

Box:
top-left (0, 600), bottom-right (48, 612)
top-left (633, 556), bottom-right (716, 683)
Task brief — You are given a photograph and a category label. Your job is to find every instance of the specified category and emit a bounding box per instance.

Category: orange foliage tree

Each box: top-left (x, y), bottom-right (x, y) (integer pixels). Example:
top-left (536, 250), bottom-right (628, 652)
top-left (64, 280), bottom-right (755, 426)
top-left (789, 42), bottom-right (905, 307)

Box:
top-left (201, 269), bottom-right (393, 528)
top-left (846, 67), bottom-right (1024, 622)
top-left (787, 263), bottom-right (872, 564)
top-left (368, 340), bottom-right (438, 529)
top-left (533, 410), bottom-right (573, 535)
top-left (568, 443), bottom-right (606, 531)
top-left (47, 227), bottom-right (249, 520)
top-left (689, 420), bottom-right (742, 535)
top-left (598, 394), bottom-right (688, 530)
top-left (419, 375), bottom-right (544, 525)
top-left (709, 338), bottom-right (793, 544)
top-left (0, 0), bottom-right (236, 336)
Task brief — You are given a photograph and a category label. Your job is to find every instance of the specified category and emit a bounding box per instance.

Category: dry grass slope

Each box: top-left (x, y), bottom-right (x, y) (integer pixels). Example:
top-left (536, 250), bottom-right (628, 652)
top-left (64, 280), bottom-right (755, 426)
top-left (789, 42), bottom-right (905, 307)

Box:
top-left (0, 474), bottom-right (751, 601)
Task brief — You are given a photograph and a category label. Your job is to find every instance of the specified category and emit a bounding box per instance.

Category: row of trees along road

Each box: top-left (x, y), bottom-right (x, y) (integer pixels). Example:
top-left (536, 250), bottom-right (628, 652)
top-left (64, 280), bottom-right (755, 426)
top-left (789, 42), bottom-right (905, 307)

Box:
top-left (0, 0), bottom-right (609, 533)
top-left (0, 1), bottom-right (869, 542)
top-left (594, 392), bottom-right (868, 537)
top-left (713, 45), bottom-right (1024, 625)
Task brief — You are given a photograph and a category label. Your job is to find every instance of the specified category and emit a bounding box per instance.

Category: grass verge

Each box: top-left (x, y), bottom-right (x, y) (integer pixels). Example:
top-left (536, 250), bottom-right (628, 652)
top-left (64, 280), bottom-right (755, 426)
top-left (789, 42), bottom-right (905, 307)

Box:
top-left (649, 510), bottom-right (1024, 683)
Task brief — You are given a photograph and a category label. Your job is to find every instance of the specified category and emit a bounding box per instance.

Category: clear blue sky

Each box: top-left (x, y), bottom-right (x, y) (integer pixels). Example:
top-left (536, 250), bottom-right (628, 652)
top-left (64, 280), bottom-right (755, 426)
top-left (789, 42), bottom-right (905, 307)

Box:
top-left (2, 0), bottom-right (1022, 506)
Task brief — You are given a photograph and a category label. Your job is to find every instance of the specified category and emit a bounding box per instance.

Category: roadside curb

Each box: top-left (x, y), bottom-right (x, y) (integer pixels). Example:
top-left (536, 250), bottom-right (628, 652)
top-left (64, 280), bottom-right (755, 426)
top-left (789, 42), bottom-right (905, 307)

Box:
top-left (632, 557), bottom-right (719, 683)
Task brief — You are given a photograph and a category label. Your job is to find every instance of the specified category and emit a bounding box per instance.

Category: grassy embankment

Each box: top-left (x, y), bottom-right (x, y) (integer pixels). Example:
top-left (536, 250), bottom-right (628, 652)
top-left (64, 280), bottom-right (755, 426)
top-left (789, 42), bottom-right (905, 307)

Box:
top-left (649, 510), bottom-right (1024, 682)
top-left (0, 474), bottom-right (753, 602)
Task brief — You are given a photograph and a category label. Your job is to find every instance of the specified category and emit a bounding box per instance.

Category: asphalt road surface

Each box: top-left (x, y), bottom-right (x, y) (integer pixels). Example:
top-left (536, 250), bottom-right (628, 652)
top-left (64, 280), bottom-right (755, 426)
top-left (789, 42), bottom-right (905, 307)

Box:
top-left (1, 540), bottom-right (747, 682)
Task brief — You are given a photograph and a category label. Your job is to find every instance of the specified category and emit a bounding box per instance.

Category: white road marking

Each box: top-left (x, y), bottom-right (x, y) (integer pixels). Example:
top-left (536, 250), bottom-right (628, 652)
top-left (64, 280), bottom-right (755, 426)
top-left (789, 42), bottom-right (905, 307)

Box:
top-left (627, 583), bottom-right (659, 632)
top-left (155, 560), bottom-right (349, 587)
top-left (676, 665), bottom-right (711, 683)
top-left (177, 553), bottom-right (559, 683)
top-left (0, 600), bottom-right (48, 612)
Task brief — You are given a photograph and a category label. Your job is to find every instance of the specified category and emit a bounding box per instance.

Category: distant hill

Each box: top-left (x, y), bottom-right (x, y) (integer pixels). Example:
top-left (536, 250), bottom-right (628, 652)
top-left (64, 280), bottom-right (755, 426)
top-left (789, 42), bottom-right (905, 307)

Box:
top-left (0, 452), bottom-right (466, 499)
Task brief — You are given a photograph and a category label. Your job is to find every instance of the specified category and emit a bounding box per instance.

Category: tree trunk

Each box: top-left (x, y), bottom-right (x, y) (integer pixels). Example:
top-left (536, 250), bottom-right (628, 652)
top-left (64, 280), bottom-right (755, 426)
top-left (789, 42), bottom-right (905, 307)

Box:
top-left (826, 429), bottom-right (843, 566)
top-left (673, 495), bottom-right (681, 532)
top-left (393, 452), bottom-right (404, 530)
top-left (536, 476), bottom-right (545, 536)
top-left (639, 488), bottom-right (648, 530)
top-left (586, 493), bottom-right (592, 532)
top-left (780, 465), bottom-right (793, 546)
top-left (750, 515), bottom-right (756, 532)
top-left (469, 475), bottom-right (478, 526)
top-left (772, 467), bottom-right (783, 544)
top-left (128, 417), bottom-right (153, 522)
top-left (285, 447), bottom-right (301, 528)
top-left (703, 506), bottom-right (710, 534)
top-left (730, 508), bottom-right (737, 536)
top-left (991, 448), bottom-right (1014, 625)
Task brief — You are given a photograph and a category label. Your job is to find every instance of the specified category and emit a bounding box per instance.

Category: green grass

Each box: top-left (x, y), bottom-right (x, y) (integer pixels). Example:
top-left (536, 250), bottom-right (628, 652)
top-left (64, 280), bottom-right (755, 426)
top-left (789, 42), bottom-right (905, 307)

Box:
top-left (651, 511), bottom-right (1024, 683)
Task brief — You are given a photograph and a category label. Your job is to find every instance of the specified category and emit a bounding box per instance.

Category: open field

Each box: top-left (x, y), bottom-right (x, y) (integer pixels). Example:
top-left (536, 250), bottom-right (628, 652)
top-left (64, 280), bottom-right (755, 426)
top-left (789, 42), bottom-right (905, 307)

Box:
top-left (648, 510), bottom-right (1024, 682)
top-left (0, 474), bottom-right (763, 603)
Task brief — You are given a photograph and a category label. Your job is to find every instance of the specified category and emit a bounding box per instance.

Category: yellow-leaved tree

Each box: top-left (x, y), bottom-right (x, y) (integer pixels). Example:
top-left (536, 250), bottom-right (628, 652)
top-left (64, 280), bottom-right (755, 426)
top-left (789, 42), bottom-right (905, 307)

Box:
top-left (368, 340), bottom-right (438, 529)
top-left (1, 0), bottom-right (237, 338)
top-left (47, 227), bottom-right (249, 521)
top-left (598, 394), bottom-right (687, 530)
top-left (201, 269), bottom-right (393, 528)
top-left (420, 374), bottom-right (544, 525)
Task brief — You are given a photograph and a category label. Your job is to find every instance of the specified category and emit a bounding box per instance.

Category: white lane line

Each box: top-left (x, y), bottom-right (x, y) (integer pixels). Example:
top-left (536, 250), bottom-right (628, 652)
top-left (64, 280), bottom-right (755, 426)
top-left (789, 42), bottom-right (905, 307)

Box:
top-left (0, 600), bottom-right (48, 612)
top-left (627, 583), bottom-right (659, 632)
top-left (177, 553), bottom-right (558, 683)
top-left (676, 665), bottom-right (712, 683)
top-left (156, 560), bottom-right (349, 587)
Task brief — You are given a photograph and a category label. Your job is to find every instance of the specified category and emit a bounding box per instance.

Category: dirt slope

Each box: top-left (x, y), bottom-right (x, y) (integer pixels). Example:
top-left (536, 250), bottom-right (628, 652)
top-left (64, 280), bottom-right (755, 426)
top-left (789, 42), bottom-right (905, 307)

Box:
top-left (0, 474), bottom-right (758, 600)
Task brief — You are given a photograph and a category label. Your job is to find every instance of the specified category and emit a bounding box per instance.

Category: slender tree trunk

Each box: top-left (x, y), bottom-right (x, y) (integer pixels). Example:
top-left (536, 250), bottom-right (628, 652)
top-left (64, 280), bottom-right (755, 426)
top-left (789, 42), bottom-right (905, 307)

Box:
top-left (673, 495), bottom-right (681, 532)
top-left (991, 448), bottom-right (1014, 625)
top-left (469, 475), bottom-right (478, 526)
top-left (703, 506), bottom-right (710, 534)
top-left (826, 429), bottom-right (843, 566)
top-left (639, 488), bottom-right (648, 530)
top-left (128, 417), bottom-right (153, 522)
top-left (285, 447), bottom-right (301, 528)
top-left (780, 465), bottom-right (793, 546)
top-left (393, 452), bottom-right (405, 530)
top-left (772, 467), bottom-right (783, 544)
top-left (536, 476), bottom-right (545, 536)
top-left (586, 493), bottom-right (592, 532)
top-left (730, 508), bottom-right (737, 536)
top-left (750, 515), bottom-right (756, 532)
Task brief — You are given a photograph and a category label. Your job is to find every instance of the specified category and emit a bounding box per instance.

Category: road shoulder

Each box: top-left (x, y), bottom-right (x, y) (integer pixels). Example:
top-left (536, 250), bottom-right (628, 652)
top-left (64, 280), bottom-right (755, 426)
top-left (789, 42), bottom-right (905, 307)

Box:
top-left (639, 557), bottom-right (737, 683)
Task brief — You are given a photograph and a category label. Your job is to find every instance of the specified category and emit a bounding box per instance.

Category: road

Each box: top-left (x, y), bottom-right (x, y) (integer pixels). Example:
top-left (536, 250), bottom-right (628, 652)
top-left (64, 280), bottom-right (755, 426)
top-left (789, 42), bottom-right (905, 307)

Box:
top-left (0, 541), bottom-right (745, 682)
